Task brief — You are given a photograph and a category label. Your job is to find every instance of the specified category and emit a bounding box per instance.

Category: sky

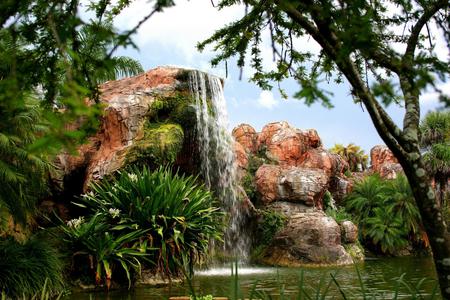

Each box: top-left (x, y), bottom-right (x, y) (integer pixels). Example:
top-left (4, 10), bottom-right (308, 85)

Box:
top-left (110, 0), bottom-right (448, 153)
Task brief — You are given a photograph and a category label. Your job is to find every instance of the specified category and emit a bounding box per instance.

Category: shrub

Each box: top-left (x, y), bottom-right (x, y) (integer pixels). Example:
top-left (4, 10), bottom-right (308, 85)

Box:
top-left (68, 166), bottom-right (223, 285)
top-left (0, 236), bottom-right (65, 298)
top-left (61, 214), bottom-right (148, 289)
top-left (344, 174), bottom-right (424, 254)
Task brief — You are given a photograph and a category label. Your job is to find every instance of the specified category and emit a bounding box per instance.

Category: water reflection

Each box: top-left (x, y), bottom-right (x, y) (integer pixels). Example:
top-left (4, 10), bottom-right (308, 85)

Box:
top-left (65, 257), bottom-right (440, 299)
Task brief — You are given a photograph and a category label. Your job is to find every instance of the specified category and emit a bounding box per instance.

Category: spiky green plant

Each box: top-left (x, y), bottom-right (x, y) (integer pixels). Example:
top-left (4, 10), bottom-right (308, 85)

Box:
top-left (0, 236), bottom-right (65, 298)
top-left (78, 166), bottom-right (223, 277)
top-left (60, 213), bottom-right (149, 289)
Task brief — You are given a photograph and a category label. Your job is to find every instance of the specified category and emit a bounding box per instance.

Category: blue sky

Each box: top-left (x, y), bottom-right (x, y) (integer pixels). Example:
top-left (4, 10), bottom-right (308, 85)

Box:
top-left (112, 0), bottom-right (447, 153)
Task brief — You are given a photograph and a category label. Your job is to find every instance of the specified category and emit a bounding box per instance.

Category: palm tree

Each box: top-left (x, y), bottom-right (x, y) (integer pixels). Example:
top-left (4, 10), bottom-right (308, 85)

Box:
top-left (0, 96), bottom-right (51, 225)
top-left (420, 111), bottom-right (450, 206)
top-left (330, 143), bottom-right (368, 172)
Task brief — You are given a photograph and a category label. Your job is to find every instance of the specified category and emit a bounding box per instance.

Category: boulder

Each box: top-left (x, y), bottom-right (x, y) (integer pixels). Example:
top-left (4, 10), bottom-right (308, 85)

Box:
top-left (261, 211), bottom-right (353, 266)
top-left (328, 176), bottom-right (352, 204)
top-left (264, 125), bottom-right (306, 166)
top-left (340, 220), bottom-right (358, 244)
top-left (232, 124), bottom-right (258, 153)
top-left (300, 149), bottom-right (348, 177)
top-left (300, 129), bottom-right (322, 149)
top-left (370, 145), bottom-right (403, 179)
top-left (266, 201), bottom-right (314, 218)
top-left (233, 141), bottom-right (249, 171)
top-left (255, 164), bottom-right (329, 208)
top-left (254, 164), bottom-right (282, 204)
top-left (257, 121), bottom-right (291, 148)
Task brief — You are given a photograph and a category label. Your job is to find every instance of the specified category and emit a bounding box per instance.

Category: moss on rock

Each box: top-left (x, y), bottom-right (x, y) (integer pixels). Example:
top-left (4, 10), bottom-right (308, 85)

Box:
top-left (126, 123), bottom-right (184, 167)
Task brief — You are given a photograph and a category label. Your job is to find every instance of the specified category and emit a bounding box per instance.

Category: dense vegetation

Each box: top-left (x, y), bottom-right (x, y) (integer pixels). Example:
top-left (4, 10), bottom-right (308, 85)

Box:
top-left (61, 166), bottom-right (222, 289)
top-left (344, 174), bottom-right (427, 255)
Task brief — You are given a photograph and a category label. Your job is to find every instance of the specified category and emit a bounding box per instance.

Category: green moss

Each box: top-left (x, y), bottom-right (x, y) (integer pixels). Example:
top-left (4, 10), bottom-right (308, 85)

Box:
top-left (149, 92), bottom-right (197, 127)
top-left (126, 123), bottom-right (184, 167)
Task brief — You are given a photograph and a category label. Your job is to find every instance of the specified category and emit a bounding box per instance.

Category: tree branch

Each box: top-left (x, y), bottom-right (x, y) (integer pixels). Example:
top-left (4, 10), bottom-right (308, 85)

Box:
top-left (276, 0), bottom-right (409, 157)
top-left (404, 0), bottom-right (449, 59)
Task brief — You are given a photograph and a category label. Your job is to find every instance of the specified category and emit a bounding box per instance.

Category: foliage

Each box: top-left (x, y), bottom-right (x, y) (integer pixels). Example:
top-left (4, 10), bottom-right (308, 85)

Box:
top-left (60, 214), bottom-right (149, 289)
top-left (330, 143), bottom-right (368, 172)
top-left (73, 166), bottom-right (223, 280)
top-left (420, 110), bottom-right (450, 205)
top-left (345, 174), bottom-right (425, 254)
top-left (0, 236), bottom-right (65, 298)
top-left (0, 96), bottom-right (51, 225)
top-left (0, 0), bottom-right (164, 227)
top-left (251, 209), bottom-right (287, 261)
top-left (325, 206), bottom-right (352, 224)
top-left (199, 0), bottom-right (450, 294)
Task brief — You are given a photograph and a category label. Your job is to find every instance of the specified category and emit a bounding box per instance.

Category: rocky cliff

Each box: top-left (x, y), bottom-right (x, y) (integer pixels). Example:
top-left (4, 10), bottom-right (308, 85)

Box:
top-left (52, 66), bottom-right (199, 200)
top-left (233, 122), bottom-right (359, 266)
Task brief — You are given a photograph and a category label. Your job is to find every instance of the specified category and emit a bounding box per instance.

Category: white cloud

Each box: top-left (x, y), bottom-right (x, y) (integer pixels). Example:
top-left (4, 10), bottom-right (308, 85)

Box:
top-left (421, 81), bottom-right (450, 105)
top-left (257, 91), bottom-right (279, 109)
top-left (113, 0), bottom-right (244, 65)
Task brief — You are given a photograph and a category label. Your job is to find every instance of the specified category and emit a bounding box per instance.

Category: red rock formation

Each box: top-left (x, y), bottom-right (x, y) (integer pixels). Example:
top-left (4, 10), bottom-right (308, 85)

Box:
top-left (233, 142), bottom-right (248, 170)
top-left (254, 164), bottom-right (282, 204)
top-left (370, 145), bottom-right (403, 179)
top-left (55, 67), bottom-right (192, 191)
top-left (257, 121), bottom-right (291, 147)
top-left (265, 125), bottom-right (307, 166)
top-left (255, 164), bottom-right (329, 208)
top-left (232, 124), bottom-right (258, 153)
top-left (300, 129), bottom-right (322, 148)
top-left (301, 149), bottom-right (348, 176)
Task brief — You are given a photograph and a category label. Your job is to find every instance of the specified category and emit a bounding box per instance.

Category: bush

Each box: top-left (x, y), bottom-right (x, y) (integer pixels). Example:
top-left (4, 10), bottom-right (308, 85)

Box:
top-left (344, 174), bottom-right (425, 254)
top-left (251, 209), bottom-right (287, 261)
top-left (63, 166), bottom-right (223, 287)
top-left (0, 236), bottom-right (65, 298)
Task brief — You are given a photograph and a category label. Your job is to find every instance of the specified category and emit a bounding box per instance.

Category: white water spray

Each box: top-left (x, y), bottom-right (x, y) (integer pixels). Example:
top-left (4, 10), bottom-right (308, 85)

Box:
top-left (189, 70), bottom-right (250, 262)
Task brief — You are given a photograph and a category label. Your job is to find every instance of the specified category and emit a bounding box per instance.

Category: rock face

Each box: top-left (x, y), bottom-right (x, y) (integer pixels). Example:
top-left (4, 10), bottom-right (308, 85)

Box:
top-left (233, 121), bottom-right (360, 266)
top-left (261, 211), bottom-right (352, 266)
top-left (255, 165), bottom-right (328, 208)
top-left (341, 220), bottom-right (358, 244)
top-left (54, 66), bottom-right (197, 194)
top-left (232, 124), bottom-right (258, 154)
top-left (370, 145), bottom-right (403, 179)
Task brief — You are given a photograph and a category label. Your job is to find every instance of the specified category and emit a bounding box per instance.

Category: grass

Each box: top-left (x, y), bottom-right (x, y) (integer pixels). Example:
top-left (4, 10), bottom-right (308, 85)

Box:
top-left (0, 236), bottom-right (65, 298)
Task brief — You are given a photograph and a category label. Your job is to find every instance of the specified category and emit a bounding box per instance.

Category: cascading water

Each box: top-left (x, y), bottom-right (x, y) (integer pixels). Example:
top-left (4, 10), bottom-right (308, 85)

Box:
top-left (189, 70), bottom-right (250, 263)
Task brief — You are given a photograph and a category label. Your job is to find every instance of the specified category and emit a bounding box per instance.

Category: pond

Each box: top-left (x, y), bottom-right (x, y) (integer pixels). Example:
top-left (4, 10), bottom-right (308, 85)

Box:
top-left (66, 256), bottom-right (440, 299)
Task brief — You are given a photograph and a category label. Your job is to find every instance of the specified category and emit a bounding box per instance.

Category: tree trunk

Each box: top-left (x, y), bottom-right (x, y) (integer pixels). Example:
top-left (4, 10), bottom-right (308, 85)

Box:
top-left (398, 155), bottom-right (450, 299)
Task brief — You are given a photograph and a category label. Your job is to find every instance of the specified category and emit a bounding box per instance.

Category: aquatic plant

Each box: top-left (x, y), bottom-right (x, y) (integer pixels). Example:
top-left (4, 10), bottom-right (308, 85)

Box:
top-left (0, 236), bottom-right (65, 298)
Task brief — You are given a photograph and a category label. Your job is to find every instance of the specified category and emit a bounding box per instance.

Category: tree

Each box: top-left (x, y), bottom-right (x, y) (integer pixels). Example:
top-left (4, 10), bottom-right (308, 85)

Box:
top-left (199, 0), bottom-right (450, 296)
top-left (330, 143), bottom-right (368, 172)
top-left (0, 0), bottom-right (172, 225)
top-left (420, 111), bottom-right (450, 207)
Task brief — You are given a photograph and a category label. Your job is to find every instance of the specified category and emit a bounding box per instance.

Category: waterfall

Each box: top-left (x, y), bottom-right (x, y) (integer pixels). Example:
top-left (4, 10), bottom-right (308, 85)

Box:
top-left (189, 70), bottom-right (250, 262)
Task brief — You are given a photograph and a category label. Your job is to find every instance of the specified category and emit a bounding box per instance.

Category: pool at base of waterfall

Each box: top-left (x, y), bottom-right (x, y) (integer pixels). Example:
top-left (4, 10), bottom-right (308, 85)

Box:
top-left (64, 256), bottom-right (441, 299)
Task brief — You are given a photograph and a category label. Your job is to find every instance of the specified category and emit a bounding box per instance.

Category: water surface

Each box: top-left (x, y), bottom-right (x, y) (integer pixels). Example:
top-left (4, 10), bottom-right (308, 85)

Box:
top-left (66, 256), bottom-right (440, 299)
